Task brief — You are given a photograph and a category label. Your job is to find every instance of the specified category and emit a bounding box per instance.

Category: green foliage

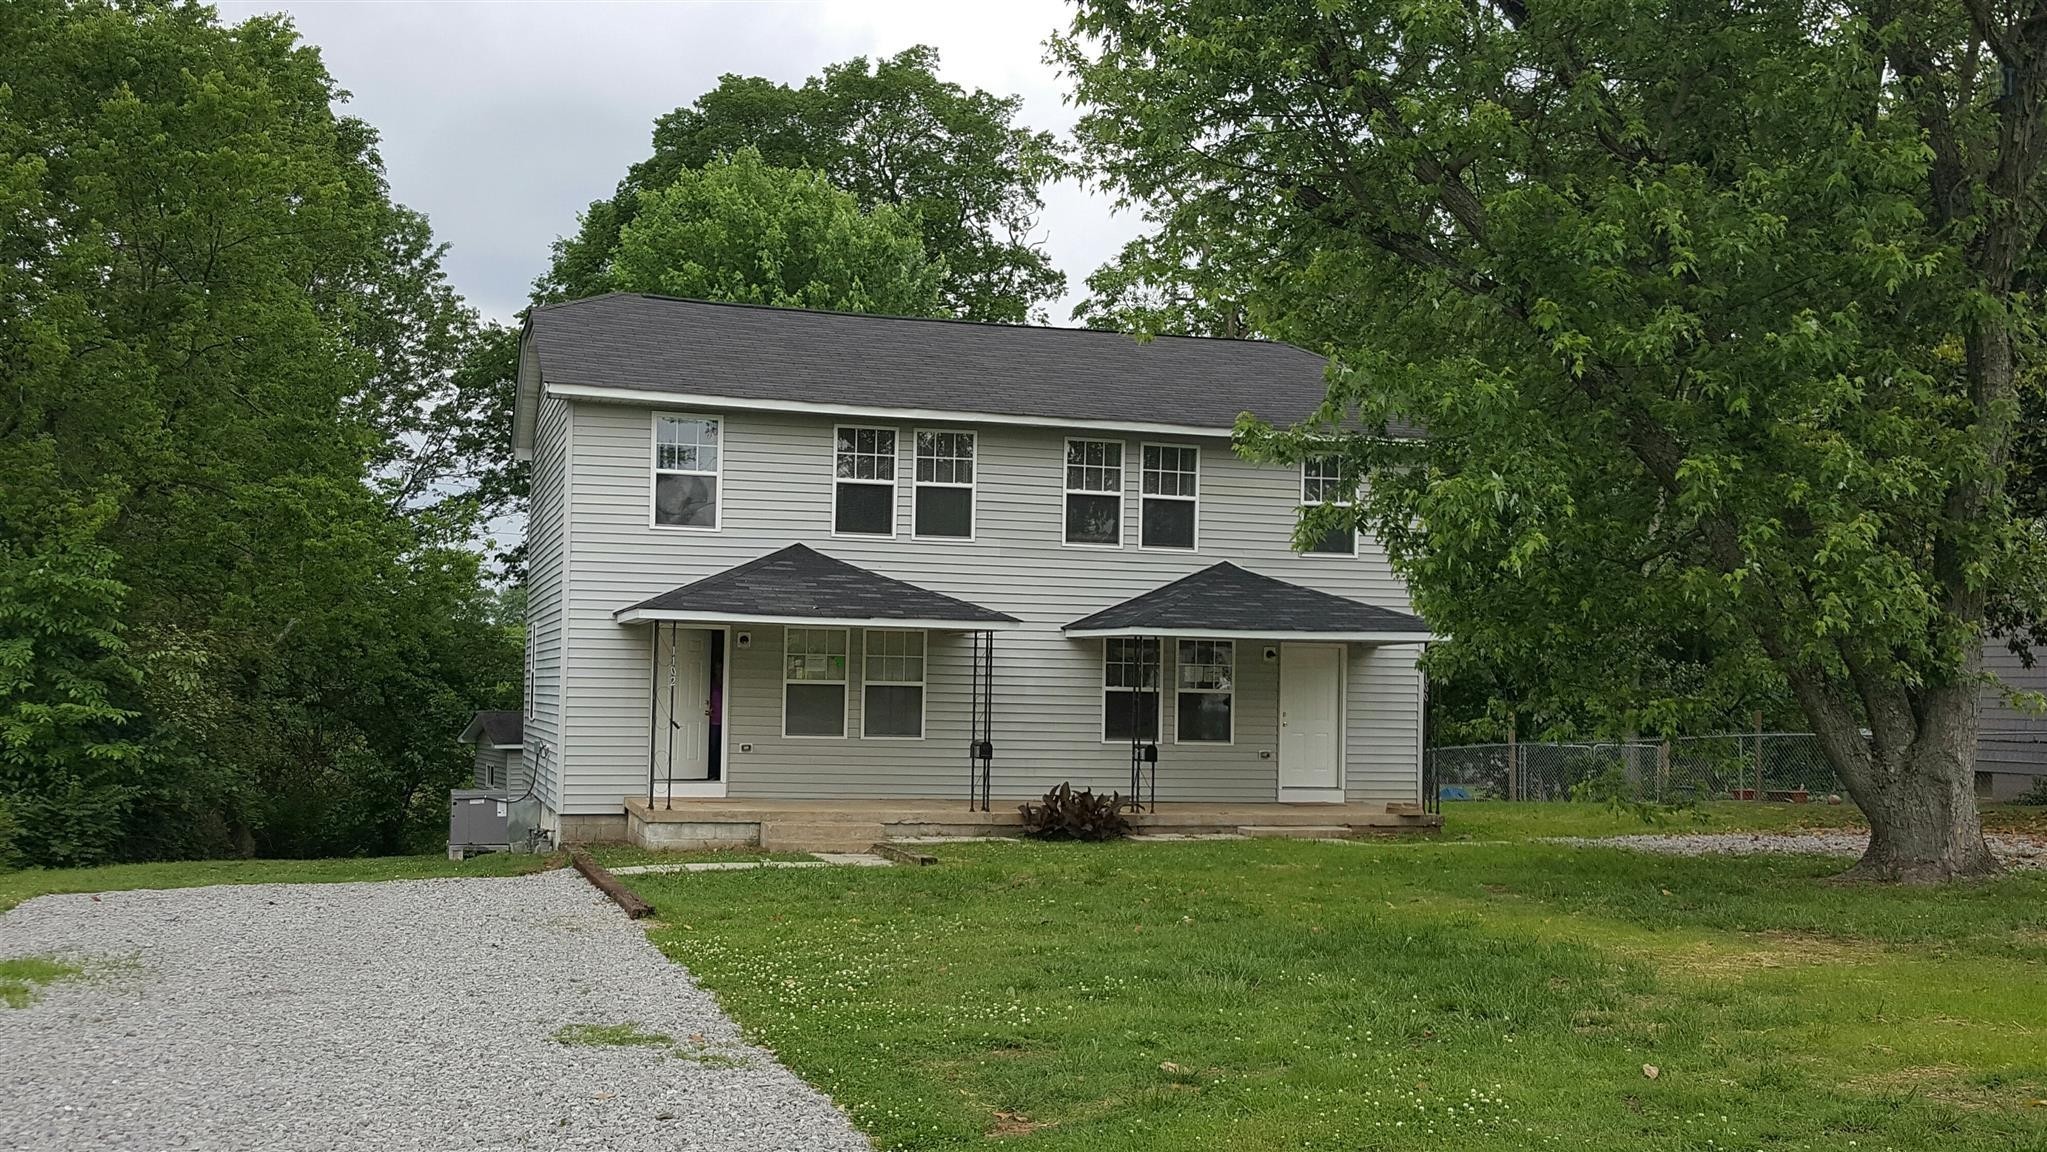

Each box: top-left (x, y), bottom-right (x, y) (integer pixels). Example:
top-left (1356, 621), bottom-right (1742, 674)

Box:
top-left (608, 148), bottom-right (945, 316)
top-left (1017, 782), bottom-right (1132, 841)
top-left (1058, 1), bottom-right (2047, 873)
top-left (0, 0), bottom-right (518, 864)
top-left (2016, 777), bottom-right (2047, 806)
top-left (542, 46), bottom-right (1067, 323)
top-left (0, 955), bottom-right (84, 1008)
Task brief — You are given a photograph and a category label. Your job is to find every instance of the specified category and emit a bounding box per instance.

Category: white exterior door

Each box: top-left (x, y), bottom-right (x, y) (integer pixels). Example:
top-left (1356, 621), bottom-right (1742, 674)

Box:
top-left (656, 627), bottom-right (713, 782)
top-left (1279, 643), bottom-right (1344, 801)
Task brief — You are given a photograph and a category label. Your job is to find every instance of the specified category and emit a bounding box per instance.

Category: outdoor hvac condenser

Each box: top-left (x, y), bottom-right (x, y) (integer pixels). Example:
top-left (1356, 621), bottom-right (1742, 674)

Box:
top-left (447, 788), bottom-right (509, 860)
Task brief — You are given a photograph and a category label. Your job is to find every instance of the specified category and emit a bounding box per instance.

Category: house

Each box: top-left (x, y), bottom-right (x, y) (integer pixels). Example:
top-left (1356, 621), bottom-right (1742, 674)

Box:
top-left (509, 294), bottom-right (1434, 848)
top-left (1976, 642), bottom-right (2047, 800)
top-left (456, 710), bottom-right (523, 790)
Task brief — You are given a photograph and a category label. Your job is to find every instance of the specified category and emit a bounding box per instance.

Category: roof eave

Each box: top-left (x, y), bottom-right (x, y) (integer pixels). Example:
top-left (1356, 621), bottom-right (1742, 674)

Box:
top-left (1063, 625), bottom-right (1434, 643)
top-left (616, 607), bottom-right (1021, 630)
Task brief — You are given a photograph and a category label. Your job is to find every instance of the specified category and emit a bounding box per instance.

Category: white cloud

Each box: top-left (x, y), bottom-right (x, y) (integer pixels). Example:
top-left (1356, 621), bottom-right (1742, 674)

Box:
top-left (213, 0), bottom-right (1140, 325)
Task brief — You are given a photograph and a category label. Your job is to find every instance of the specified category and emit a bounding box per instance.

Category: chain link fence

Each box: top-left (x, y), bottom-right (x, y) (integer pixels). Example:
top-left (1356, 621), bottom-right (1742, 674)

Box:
top-left (1428, 733), bottom-right (1844, 802)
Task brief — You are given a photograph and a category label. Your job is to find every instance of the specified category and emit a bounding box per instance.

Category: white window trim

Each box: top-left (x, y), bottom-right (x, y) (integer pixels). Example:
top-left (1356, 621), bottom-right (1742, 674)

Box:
top-left (860, 629), bottom-right (928, 740)
top-left (1138, 442), bottom-right (1200, 552)
top-left (911, 427), bottom-right (977, 542)
top-left (1061, 437), bottom-right (1127, 550)
top-left (831, 425), bottom-right (900, 539)
top-left (1100, 637), bottom-right (1164, 745)
top-left (649, 412), bottom-right (722, 532)
top-left (1297, 456), bottom-right (1358, 558)
top-left (781, 627), bottom-right (850, 740)
top-left (1172, 639), bottom-right (1235, 745)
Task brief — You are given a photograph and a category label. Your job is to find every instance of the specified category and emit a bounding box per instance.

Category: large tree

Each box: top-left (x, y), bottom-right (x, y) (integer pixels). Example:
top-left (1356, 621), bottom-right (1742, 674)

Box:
top-left (540, 46), bottom-right (1068, 323)
top-left (0, 0), bottom-right (517, 863)
top-left (607, 148), bottom-right (945, 315)
top-left (1059, 0), bottom-right (2047, 881)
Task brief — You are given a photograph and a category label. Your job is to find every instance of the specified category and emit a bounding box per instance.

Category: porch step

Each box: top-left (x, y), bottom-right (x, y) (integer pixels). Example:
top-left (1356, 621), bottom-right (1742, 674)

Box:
top-left (1235, 824), bottom-right (1357, 840)
top-left (760, 820), bottom-right (887, 852)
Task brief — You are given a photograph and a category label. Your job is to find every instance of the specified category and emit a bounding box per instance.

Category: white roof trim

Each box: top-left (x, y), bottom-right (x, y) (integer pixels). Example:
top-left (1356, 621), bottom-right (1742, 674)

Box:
top-left (616, 607), bottom-right (1020, 631)
top-left (547, 382), bottom-right (1239, 440)
top-left (1064, 626), bottom-right (1434, 643)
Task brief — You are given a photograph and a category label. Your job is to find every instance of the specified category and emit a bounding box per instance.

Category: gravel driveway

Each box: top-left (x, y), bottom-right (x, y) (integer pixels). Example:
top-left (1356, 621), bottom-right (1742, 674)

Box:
top-left (0, 869), bottom-right (869, 1151)
top-left (1553, 828), bottom-right (2047, 869)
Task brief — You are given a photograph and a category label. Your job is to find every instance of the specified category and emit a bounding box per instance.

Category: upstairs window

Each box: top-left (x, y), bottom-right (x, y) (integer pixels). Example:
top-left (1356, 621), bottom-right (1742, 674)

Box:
top-left (1140, 444), bottom-right (1198, 549)
top-left (1175, 640), bottom-right (1234, 743)
top-left (1102, 637), bottom-right (1162, 742)
top-left (913, 430), bottom-right (975, 539)
top-left (1064, 439), bottom-right (1123, 546)
top-left (834, 426), bottom-right (897, 536)
top-left (653, 415), bottom-right (720, 529)
top-left (862, 629), bottom-right (926, 738)
top-left (783, 627), bottom-right (849, 737)
top-left (1300, 455), bottom-right (1357, 555)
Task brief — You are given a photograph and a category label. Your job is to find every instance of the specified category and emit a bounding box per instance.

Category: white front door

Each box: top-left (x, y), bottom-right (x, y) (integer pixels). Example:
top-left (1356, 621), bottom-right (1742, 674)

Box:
top-left (1279, 643), bottom-right (1344, 801)
top-left (656, 627), bottom-right (712, 782)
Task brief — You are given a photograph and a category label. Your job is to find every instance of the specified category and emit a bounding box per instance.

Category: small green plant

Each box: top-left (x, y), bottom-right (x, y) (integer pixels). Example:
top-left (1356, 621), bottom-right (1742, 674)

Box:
top-left (551, 1022), bottom-right (674, 1048)
top-left (1569, 761), bottom-right (1697, 825)
top-left (0, 955), bottom-right (84, 1008)
top-left (2016, 777), bottom-right (2047, 806)
top-left (1019, 782), bottom-right (1132, 841)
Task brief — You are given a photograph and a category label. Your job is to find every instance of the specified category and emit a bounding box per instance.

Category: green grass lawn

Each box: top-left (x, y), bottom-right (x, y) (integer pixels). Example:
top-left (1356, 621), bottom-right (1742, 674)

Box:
top-left (0, 851), bottom-right (555, 913)
top-left (628, 803), bottom-right (2047, 1151)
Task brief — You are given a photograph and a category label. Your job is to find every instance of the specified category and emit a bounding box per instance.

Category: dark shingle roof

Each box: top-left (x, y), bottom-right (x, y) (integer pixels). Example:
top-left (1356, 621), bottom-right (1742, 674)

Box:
top-left (526, 294), bottom-right (1409, 434)
top-left (616, 544), bottom-right (1017, 626)
top-left (459, 710), bottom-right (523, 747)
top-left (1065, 563), bottom-right (1427, 637)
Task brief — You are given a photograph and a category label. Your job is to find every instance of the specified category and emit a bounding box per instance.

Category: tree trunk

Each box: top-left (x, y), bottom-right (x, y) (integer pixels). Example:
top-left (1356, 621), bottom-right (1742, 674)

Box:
top-left (1827, 681), bottom-right (2000, 884)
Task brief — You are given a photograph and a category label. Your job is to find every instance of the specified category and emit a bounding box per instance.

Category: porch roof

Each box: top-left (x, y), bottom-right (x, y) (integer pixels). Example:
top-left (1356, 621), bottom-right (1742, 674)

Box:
top-left (1064, 562), bottom-right (1431, 642)
top-left (613, 544), bottom-right (1020, 630)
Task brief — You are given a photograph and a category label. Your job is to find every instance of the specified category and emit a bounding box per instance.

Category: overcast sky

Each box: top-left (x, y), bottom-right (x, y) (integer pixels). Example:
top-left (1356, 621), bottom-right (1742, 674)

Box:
top-left (211, 0), bottom-right (1140, 326)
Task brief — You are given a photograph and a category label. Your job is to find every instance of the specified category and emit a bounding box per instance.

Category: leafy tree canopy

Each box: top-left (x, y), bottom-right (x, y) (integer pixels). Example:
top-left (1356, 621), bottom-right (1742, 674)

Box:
top-left (0, 0), bottom-right (516, 864)
top-left (607, 148), bottom-right (946, 316)
top-left (1058, 0), bottom-right (2047, 881)
top-left (541, 46), bottom-right (1069, 323)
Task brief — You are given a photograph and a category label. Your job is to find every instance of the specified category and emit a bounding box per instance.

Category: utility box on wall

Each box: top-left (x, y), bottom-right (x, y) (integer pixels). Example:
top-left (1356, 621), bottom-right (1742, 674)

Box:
top-left (447, 788), bottom-right (510, 860)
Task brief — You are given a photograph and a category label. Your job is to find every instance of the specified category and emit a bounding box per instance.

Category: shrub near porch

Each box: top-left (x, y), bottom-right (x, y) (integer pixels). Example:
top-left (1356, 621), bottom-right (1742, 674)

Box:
top-left (633, 809), bottom-right (2047, 1151)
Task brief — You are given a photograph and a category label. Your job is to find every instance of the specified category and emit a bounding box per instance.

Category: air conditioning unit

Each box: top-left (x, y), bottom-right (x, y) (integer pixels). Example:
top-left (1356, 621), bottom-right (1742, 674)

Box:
top-left (447, 788), bottom-right (510, 860)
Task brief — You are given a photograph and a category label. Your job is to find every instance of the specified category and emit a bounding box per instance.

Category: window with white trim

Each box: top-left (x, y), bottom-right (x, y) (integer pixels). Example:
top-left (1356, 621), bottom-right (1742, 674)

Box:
top-left (783, 627), bottom-right (849, 737)
top-left (1102, 637), bottom-right (1161, 742)
top-left (653, 415), bottom-right (720, 528)
top-left (1140, 444), bottom-right (1198, 549)
top-left (1300, 455), bottom-right (1356, 555)
top-left (834, 426), bottom-right (896, 536)
top-left (1175, 640), bottom-right (1234, 743)
top-left (862, 630), bottom-right (926, 738)
top-left (1064, 439), bottom-right (1123, 545)
top-left (913, 430), bottom-right (975, 538)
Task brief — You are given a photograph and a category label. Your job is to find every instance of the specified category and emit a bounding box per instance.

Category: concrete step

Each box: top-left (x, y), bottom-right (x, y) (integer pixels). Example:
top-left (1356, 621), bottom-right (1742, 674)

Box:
top-left (760, 820), bottom-right (887, 852)
top-left (1235, 825), bottom-right (1357, 839)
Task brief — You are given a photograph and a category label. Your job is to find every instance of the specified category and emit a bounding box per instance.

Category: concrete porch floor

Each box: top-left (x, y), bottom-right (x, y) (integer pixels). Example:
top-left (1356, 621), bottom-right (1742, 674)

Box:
top-left (624, 795), bottom-right (1438, 852)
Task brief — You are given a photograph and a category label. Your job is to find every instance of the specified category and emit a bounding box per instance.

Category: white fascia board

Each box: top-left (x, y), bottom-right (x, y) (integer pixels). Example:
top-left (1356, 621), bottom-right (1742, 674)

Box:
top-left (1063, 626), bottom-right (1435, 643)
top-left (547, 382), bottom-right (1239, 440)
top-left (615, 607), bottom-right (1020, 631)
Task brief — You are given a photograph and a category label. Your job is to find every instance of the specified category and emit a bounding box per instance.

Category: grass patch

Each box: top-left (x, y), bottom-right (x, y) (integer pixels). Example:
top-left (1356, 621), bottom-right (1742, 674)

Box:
top-left (0, 852), bottom-right (557, 913)
top-left (634, 827), bottom-right (2047, 1151)
top-left (0, 955), bottom-right (85, 1007)
top-left (552, 1022), bottom-right (675, 1048)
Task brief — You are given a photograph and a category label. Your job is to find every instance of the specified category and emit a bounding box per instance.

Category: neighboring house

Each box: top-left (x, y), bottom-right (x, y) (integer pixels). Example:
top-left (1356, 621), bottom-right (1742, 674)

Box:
top-left (1977, 642), bottom-right (2047, 800)
top-left (511, 294), bottom-right (1432, 844)
top-left (457, 710), bottom-right (524, 791)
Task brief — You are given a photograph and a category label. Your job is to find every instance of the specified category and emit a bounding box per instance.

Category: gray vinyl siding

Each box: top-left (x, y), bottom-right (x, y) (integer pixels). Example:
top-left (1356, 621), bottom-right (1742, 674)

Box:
top-left (557, 400), bottom-right (1420, 813)
top-left (522, 389), bottom-right (569, 814)
top-left (1978, 644), bottom-right (2047, 776)
top-left (471, 744), bottom-right (520, 790)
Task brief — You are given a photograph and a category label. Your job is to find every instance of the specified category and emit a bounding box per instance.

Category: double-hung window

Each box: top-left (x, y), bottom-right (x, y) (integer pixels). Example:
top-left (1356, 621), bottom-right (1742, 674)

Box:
top-left (913, 430), bottom-right (975, 539)
top-left (1140, 444), bottom-right (1198, 549)
top-left (862, 630), bottom-right (926, 738)
top-left (783, 628), bottom-right (849, 737)
top-left (1064, 439), bottom-right (1123, 546)
top-left (1300, 455), bottom-right (1356, 555)
top-left (652, 415), bottom-right (720, 529)
top-left (1102, 638), bottom-right (1161, 742)
top-left (834, 426), bottom-right (897, 536)
top-left (1175, 640), bottom-right (1234, 743)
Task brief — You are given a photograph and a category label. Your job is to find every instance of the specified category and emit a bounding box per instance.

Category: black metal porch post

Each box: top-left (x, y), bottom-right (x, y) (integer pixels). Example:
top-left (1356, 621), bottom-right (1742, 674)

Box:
top-left (645, 624), bottom-right (658, 811)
